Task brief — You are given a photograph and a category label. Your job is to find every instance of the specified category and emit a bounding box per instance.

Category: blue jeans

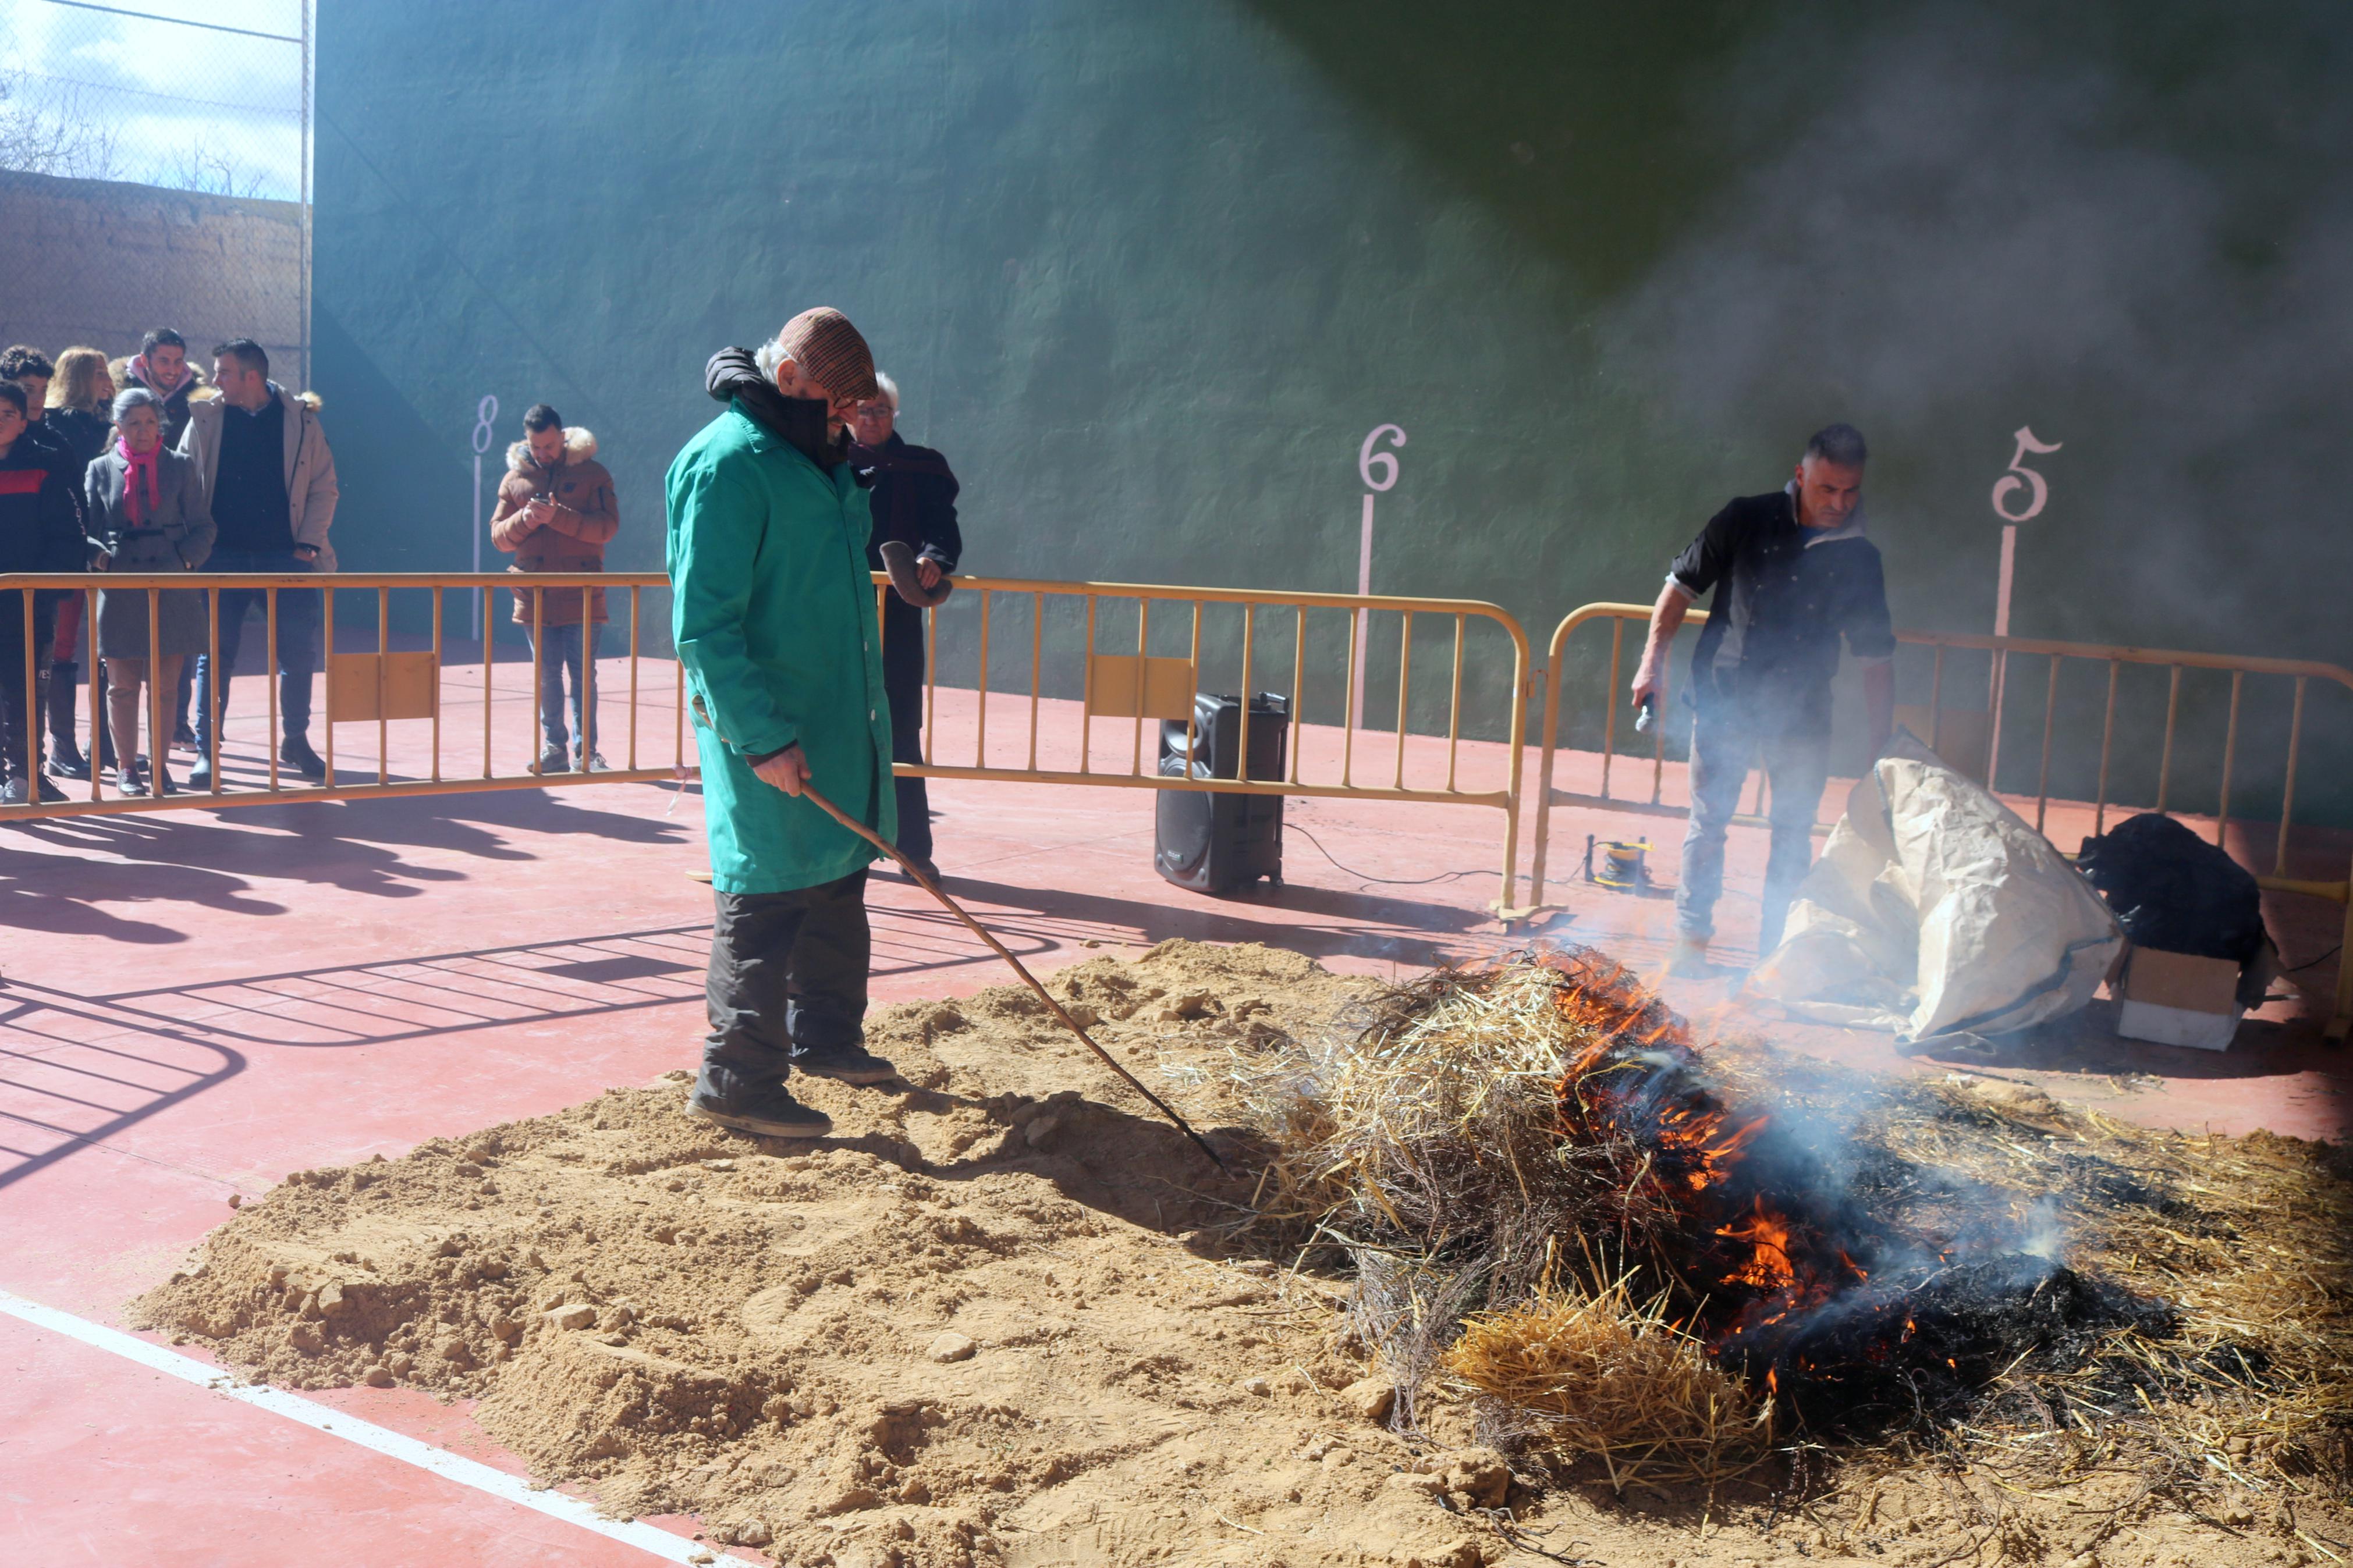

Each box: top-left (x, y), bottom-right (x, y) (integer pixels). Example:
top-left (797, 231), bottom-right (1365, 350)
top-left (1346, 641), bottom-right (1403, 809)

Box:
top-left (1675, 706), bottom-right (1831, 951)
top-left (529, 623), bottom-right (599, 754)
top-left (191, 550), bottom-right (321, 751)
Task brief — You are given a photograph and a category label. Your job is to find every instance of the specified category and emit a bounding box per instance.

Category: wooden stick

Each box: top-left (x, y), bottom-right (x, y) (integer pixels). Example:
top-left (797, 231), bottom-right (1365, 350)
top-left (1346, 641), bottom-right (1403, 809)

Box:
top-left (798, 782), bottom-right (1230, 1173)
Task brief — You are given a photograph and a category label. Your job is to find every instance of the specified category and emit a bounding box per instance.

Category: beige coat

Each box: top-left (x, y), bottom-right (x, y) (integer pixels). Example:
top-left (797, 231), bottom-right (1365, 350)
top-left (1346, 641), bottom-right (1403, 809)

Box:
top-left (177, 384), bottom-right (340, 571)
top-left (489, 428), bottom-right (618, 627)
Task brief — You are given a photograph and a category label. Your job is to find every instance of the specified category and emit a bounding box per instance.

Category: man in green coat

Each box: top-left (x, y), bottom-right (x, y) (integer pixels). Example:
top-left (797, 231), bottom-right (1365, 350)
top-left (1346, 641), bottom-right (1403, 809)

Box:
top-left (668, 307), bottom-right (900, 1140)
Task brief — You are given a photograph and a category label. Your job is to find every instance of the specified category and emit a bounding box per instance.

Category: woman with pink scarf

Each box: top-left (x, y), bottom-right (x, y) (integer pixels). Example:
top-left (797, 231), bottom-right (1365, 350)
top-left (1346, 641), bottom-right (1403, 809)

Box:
top-left (84, 387), bottom-right (213, 796)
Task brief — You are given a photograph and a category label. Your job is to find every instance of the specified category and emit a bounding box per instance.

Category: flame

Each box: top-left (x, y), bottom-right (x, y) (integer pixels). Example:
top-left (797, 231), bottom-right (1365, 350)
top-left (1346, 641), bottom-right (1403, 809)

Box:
top-left (1541, 957), bottom-right (2017, 1398)
top-left (1716, 1197), bottom-right (1798, 1290)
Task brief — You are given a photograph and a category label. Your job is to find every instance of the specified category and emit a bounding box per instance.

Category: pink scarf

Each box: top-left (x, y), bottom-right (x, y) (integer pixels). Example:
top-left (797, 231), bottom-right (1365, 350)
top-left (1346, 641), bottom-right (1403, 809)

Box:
top-left (115, 436), bottom-right (161, 524)
top-left (128, 352), bottom-right (190, 399)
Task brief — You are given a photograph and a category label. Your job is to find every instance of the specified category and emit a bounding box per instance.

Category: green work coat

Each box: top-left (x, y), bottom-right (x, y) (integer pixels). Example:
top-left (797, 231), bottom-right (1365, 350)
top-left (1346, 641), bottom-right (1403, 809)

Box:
top-left (666, 399), bottom-right (896, 894)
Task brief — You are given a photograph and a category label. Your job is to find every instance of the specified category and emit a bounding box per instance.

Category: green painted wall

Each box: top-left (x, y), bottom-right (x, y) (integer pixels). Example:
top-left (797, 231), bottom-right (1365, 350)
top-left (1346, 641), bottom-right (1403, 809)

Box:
top-left (317, 1), bottom-right (2353, 824)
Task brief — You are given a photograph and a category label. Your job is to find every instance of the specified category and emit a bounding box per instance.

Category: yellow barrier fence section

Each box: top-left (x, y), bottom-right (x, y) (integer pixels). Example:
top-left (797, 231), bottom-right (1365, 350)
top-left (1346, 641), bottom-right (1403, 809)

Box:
top-left (880, 574), bottom-right (1532, 911)
top-left (1529, 600), bottom-right (2353, 1037)
top-left (2, 571), bottom-right (684, 819)
top-left (4, 571), bottom-right (1534, 911)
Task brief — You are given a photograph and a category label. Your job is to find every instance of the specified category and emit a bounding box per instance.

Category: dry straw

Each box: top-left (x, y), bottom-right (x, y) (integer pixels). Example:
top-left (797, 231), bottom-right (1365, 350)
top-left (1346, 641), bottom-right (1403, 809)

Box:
top-left (1236, 951), bottom-right (2353, 1499)
top-left (1441, 1271), bottom-right (1773, 1493)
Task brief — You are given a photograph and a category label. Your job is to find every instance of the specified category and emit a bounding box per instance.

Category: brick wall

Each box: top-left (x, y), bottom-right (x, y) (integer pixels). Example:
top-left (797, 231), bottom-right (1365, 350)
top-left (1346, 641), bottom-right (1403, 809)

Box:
top-left (0, 168), bottom-right (305, 387)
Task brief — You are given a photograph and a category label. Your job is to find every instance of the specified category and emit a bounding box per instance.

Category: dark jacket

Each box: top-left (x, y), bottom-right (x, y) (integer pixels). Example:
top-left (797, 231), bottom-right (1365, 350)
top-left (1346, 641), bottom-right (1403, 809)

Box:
top-left (15, 417), bottom-right (89, 531)
top-left (124, 358), bottom-right (200, 450)
top-left (1670, 486), bottom-right (1894, 738)
top-left (85, 446), bottom-right (216, 659)
top-left (44, 407), bottom-right (112, 474)
top-left (0, 439), bottom-right (87, 575)
top-left (851, 432), bottom-right (960, 697)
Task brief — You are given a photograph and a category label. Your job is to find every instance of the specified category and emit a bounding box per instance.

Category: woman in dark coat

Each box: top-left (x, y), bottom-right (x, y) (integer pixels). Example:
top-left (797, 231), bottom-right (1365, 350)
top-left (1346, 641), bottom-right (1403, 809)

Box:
top-left (85, 387), bottom-right (213, 796)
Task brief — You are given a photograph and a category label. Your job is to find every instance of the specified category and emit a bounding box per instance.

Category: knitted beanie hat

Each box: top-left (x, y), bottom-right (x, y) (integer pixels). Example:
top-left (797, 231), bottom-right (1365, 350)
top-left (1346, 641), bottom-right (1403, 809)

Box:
top-left (772, 307), bottom-right (878, 403)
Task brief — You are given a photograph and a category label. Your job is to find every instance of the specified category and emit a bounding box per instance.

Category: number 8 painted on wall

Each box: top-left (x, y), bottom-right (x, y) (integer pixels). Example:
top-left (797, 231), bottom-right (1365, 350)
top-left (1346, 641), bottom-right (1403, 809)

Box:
top-left (1991, 425), bottom-right (2063, 522)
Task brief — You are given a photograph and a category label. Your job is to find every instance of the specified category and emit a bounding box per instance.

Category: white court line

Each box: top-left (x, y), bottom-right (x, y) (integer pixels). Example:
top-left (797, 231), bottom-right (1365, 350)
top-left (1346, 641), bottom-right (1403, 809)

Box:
top-left (0, 1287), bottom-right (764, 1567)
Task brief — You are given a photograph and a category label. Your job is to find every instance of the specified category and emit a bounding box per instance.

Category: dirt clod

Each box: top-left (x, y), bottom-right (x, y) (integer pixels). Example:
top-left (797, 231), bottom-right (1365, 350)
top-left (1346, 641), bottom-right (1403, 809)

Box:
top-left (1341, 1376), bottom-right (1397, 1424)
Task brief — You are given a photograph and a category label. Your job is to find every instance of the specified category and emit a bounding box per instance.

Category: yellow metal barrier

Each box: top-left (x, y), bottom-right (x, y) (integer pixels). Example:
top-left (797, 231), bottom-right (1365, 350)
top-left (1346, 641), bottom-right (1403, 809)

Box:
top-left (1529, 600), bottom-right (2353, 1036)
top-left (5, 571), bottom-right (1534, 910)
top-left (3, 571), bottom-right (683, 817)
top-left (879, 574), bottom-right (1532, 911)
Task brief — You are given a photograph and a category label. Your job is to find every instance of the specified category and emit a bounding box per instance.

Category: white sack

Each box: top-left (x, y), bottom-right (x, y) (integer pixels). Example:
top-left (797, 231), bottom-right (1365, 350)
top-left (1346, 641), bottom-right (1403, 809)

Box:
top-left (1748, 734), bottom-right (2123, 1040)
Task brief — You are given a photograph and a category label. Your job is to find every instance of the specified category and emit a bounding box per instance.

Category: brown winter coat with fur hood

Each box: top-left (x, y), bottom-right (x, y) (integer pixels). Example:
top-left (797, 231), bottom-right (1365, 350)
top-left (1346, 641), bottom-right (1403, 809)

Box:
top-left (489, 428), bottom-right (618, 627)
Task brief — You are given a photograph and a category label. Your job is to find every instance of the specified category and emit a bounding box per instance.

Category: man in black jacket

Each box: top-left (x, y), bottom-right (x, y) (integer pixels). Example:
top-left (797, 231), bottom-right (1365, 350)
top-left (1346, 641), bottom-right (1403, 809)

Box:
top-left (1631, 424), bottom-right (1895, 975)
top-left (0, 382), bottom-right (88, 803)
top-left (851, 372), bottom-right (960, 882)
top-left (1, 349), bottom-right (80, 801)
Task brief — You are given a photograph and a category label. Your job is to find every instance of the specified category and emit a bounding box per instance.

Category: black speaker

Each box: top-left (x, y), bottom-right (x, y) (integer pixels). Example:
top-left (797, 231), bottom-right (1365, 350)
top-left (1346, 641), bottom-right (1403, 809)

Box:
top-left (1154, 692), bottom-right (1288, 893)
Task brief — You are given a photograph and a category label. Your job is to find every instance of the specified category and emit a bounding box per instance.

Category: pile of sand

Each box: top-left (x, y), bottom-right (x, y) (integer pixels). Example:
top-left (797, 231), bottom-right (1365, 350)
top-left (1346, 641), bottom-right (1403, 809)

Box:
top-left (137, 940), bottom-right (2341, 1568)
top-left (139, 942), bottom-right (1509, 1568)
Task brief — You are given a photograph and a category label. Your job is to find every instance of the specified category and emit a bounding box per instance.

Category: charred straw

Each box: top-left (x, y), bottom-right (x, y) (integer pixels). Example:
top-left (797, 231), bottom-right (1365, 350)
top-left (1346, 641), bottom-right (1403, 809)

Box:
top-left (1232, 950), bottom-right (2352, 1496)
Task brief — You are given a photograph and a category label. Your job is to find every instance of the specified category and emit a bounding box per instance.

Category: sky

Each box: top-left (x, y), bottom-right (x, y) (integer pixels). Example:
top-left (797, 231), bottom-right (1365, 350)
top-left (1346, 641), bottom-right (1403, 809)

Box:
top-left (0, 0), bottom-right (308, 201)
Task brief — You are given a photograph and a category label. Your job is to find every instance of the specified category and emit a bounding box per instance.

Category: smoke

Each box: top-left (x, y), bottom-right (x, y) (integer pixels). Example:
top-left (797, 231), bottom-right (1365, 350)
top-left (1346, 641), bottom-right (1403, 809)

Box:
top-left (1596, 6), bottom-right (2353, 656)
top-left (2018, 1194), bottom-right (2067, 1261)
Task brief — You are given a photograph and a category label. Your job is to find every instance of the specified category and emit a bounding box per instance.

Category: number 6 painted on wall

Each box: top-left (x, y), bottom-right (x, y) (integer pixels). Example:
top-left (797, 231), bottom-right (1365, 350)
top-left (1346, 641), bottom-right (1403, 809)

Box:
top-left (1358, 424), bottom-right (1406, 492)
top-left (1991, 425), bottom-right (2063, 522)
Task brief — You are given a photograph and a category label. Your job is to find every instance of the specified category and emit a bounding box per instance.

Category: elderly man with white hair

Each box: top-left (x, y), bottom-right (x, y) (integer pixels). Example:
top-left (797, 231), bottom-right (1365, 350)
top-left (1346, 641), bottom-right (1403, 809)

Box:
top-left (850, 371), bottom-right (961, 883)
top-left (669, 309), bottom-right (902, 1140)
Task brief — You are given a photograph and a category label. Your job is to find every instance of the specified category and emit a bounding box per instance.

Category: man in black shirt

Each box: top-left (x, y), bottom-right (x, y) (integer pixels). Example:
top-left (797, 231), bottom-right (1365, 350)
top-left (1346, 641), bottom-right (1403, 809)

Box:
top-left (1631, 424), bottom-right (1895, 975)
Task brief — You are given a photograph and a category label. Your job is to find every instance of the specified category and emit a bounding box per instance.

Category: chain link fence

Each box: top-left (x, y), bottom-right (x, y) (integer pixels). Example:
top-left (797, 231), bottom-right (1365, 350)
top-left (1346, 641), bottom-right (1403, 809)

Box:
top-left (0, 0), bottom-right (311, 387)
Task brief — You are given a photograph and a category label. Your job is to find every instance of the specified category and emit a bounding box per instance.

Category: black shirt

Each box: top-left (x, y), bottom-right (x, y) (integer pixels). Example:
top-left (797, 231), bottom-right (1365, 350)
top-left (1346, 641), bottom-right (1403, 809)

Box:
top-left (1670, 486), bottom-right (1895, 737)
top-left (211, 394), bottom-right (291, 554)
top-left (853, 432), bottom-right (963, 695)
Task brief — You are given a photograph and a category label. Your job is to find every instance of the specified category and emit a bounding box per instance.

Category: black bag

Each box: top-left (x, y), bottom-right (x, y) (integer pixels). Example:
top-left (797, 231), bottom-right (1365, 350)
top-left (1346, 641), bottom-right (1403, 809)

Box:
top-left (2077, 812), bottom-right (2267, 968)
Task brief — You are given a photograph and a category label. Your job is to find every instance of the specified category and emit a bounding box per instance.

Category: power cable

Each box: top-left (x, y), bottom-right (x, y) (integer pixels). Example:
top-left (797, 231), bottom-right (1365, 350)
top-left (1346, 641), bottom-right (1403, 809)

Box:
top-left (1285, 822), bottom-right (1488, 888)
top-left (2279, 943), bottom-right (2340, 976)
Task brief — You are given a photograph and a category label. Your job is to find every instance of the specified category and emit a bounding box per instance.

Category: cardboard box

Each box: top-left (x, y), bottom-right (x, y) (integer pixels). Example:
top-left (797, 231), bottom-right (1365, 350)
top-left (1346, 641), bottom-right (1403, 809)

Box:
top-left (2113, 945), bottom-right (2244, 1051)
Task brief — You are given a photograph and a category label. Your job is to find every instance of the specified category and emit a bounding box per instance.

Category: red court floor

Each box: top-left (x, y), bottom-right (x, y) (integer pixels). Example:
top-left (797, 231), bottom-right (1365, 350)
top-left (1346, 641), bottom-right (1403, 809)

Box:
top-left (3, 651), bottom-right (2343, 1564)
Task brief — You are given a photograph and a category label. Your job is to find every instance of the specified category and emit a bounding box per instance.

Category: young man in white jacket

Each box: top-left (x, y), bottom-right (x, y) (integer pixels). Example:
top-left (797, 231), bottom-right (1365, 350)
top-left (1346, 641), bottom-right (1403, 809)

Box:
top-left (176, 339), bottom-right (339, 785)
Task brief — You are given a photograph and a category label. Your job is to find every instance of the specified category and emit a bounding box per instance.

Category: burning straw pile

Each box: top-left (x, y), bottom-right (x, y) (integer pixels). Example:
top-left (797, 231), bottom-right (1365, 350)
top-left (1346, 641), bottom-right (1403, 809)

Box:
top-left (1238, 950), bottom-right (2353, 1497)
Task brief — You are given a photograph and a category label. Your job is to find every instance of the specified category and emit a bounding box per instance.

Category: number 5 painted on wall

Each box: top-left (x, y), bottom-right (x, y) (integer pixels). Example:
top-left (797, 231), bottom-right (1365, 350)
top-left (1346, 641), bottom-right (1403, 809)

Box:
top-left (1991, 426), bottom-right (2063, 522)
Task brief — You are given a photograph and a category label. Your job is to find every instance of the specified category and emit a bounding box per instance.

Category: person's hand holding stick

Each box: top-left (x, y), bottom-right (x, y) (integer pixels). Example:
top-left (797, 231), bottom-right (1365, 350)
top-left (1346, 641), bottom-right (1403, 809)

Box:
top-left (751, 743), bottom-right (811, 796)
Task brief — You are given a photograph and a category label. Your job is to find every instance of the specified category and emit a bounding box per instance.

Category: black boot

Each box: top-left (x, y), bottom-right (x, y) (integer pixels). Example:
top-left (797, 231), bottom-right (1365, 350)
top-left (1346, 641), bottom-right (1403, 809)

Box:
top-left (23, 664), bottom-right (63, 799)
top-left (0, 699), bottom-right (30, 805)
top-left (44, 660), bottom-right (90, 780)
